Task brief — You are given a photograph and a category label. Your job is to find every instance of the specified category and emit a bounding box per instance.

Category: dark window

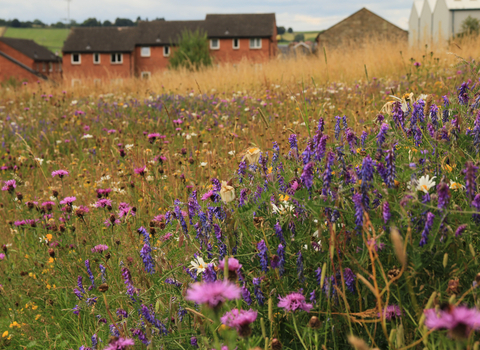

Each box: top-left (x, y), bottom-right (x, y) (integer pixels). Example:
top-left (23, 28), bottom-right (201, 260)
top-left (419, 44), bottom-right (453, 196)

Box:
top-left (233, 38), bottom-right (239, 49)
top-left (93, 53), bottom-right (100, 64)
top-left (72, 53), bottom-right (81, 63)
top-left (110, 53), bottom-right (123, 64)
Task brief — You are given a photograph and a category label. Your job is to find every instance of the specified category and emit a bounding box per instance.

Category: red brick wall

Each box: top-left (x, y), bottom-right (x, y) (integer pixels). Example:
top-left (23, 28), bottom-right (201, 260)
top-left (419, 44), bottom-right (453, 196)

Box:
top-left (0, 55), bottom-right (40, 83)
top-left (0, 41), bottom-right (34, 69)
top-left (62, 52), bottom-right (134, 82)
top-left (32, 61), bottom-right (62, 79)
top-left (135, 46), bottom-right (171, 76)
top-left (209, 37), bottom-right (275, 63)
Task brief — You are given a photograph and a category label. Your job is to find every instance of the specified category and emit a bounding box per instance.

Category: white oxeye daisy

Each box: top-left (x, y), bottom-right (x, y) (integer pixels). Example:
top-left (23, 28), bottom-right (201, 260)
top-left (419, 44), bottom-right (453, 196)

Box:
top-left (415, 175), bottom-right (436, 193)
top-left (449, 180), bottom-right (465, 191)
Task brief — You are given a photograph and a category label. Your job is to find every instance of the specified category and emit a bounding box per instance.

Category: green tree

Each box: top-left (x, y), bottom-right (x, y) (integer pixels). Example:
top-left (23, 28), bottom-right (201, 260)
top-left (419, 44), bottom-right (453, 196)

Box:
top-left (52, 21), bottom-right (66, 28)
top-left (460, 16), bottom-right (480, 36)
top-left (81, 18), bottom-right (102, 27)
top-left (11, 19), bottom-right (21, 28)
top-left (103, 20), bottom-right (112, 27)
top-left (287, 27), bottom-right (293, 33)
top-left (114, 18), bottom-right (135, 26)
top-left (168, 30), bottom-right (212, 71)
top-left (294, 33), bottom-right (305, 42)
top-left (277, 26), bottom-right (286, 35)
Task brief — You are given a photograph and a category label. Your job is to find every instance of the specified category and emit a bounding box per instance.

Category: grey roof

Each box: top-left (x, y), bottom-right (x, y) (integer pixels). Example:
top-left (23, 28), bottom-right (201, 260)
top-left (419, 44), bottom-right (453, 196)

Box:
top-left (0, 37), bottom-right (60, 62)
top-left (204, 13), bottom-right (276, 38)
top-left (62, 13), bottom-right (276, 51)
top-left (62, 27), bottom-right (137, 53)
top-left (136, 20), bottom-right (205, 45)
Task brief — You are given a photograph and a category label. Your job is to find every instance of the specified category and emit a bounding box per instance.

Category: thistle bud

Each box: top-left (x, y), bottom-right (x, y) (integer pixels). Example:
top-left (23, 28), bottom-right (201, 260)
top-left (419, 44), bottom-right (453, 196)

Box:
top-left (271, 338), bottom-right (282, 350)
top-left (308, 316), bottom-right (322, 329)
top-left (99, 283), bottom-right (109, 293)
top-left (48, 249), bottom-right (55, 258)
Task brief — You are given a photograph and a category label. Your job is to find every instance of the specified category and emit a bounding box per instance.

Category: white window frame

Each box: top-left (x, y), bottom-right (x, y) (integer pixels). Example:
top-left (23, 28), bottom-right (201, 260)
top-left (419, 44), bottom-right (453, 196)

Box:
top-left (141, 71), bottom-right (151, 79)
top-left (249, 38), bottom-right (262, 49)
top-left (210, 39), bottom-right (220, 50)
top-left (93, 53), bottom-right (100, 64)
top-left (140, 47), bottom-right (151, 57)
top-left (233, 38), bottom-right (240, 49)
top-left (48, 62), bottom-right (53, 72)
top-left (110, 53), bottom-right (123, 64)
top-left (163, 46), bottom-right (170, 57)
top-left (71, 53), bottom-right (81, 64)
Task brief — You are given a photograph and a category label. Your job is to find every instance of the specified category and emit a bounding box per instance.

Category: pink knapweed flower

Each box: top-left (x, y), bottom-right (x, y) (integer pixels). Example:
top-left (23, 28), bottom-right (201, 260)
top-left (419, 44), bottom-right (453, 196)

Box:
top-left (278, 292), bottom-right (313, 312)
top-left (221, 308), bottom-right (257, 337)
top-left (134, 166), bottom-right (147, 176)
top-left (104, 337), bottom-right (135, 350)
top-left (60, 196), bottom-right (76, 205)
top-left (96, 199), bottom-right (113, 208)
top-left (0, 253), bottom-right (6, 260)
top-left (425, 305), bottom-right (480, 339)
top-left (186, 280), bottom-right (241, 308)
top-left (52, 170), bottom-right (69, 178)
top-left (378, 305), bottom-right (402, 320)
top-left (219, 257), bottom-right (242, 271)
top-left (91, 244), bottom-right (109, 253)
top-left (201, 190), bottom-right (215, 201)
top-left (2, 179), bottom-right (16, 192)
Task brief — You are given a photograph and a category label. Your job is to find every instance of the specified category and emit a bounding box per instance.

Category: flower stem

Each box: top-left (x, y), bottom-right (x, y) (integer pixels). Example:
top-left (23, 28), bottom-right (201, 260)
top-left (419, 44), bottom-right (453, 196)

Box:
top-left (292, 314), bottom-right (308, 350)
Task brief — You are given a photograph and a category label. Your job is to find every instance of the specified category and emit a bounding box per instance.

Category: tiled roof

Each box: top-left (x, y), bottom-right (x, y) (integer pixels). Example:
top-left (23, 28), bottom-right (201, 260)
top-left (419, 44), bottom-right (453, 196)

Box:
top-left (204, 13), bottom-right (276, 38)
top-left (62, 27), bottom-right (137, 53)
top-left (136, 20), bottom-right (205, 45)
top-left (0, 37), bottom-right (60, 61)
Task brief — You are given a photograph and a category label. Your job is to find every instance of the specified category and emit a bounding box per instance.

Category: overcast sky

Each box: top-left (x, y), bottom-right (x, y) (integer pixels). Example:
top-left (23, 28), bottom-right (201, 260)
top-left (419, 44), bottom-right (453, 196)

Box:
top-left (0, 0), bottom-right (413, 31)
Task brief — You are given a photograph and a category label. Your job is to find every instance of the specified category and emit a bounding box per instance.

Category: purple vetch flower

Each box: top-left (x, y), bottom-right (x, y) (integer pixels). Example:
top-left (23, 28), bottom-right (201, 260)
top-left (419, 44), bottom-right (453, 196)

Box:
top-left (132, 329), bottom-right (149, 345)
top-left (334, 116), bottom-right (341, 140)
top-left (342, 115), bottom-right (348, 129)
top-left (237, 161), bottom-right (247, 183)
top-left (442, 96), bottom-right (450, 123)
top-left (77, 276), bottom-right (86, 294)
top-left (455, 224), bottom-right (467, 237)
top-left (121, 267), bottom-right (137, 300)
top-left (257, 240), bottom-right (269, 272)
top-left (288, 134), bottom-right (298, 157)
top-left (316, 134), bottom-right (328, 161)
top-left (384, 148), bottom-right (396, 188)
top-left (116, 308), bottom-right (128, 319)
top-left (413, 126), bottom-right (422, 147)
top-left (301, 139), bottom-right (314, 164)
top-left (322, 152), bottom-right (335, 197)
top-left (73, 288), bottom-right (83, 300)
top-left (376, 162), bottom-right (388, 185)
top-left (140, 304), bottom-right (168, 335)
top-left (274, 222), bottom-right (286, 246)
top-left (457, 82), bottom-right (470, 105)
top-left (296, 251), bottom-right (305, 283)
top-left (175, 205), bottom-right (188, 236)
top-left (361, 131), bottom-right (368, 149)
top-left (91, 334), bottom-right (98, 350)
top-left (437, 182), bottom-right (450, 210)
top-left (427, 123), bottom-right (435, 138)
top-left (99, 264), bottom-right (107, 283)
top-left (430, 104), bottom-right (439, 128)
top-left (85, 259), bottom-right (95, 290)
top-left (140, 244), bottom-right (155, 274)
top-left (253, 277), bottom-right (265, 306)
top-left (376, 123), bottom-right (389, 151)
top-left (352, 194), bottom-right (363, 231)
top-left (419, 212), bottom-right (435, 247)
top-left (190, 337), bottom-right (199, 348)
top-left (202, 263), bottom-right (217, 283)
top-left (472, 114), bottom-right (480, 155)
top-left (301, 162), bottom-right (314, 191)
top-left (278, 244), bottom-right (285, 276)
top-left (346, 128), bottom-right (357, 154)
top-left (241, 283), bottom-right (253, 305)
top-left (109, 324), bottom-right (120, 337)
top-left (278, 292), bottom-right (313, 312)
top-left (239, 188), bottom-right (248, 207)
top-left (343, 268), bottom-right (356, 293)
top-left (464, 161), bottom-right (478, 203)
top-left (382, 202), bottom-right (391, 224)
top-left (392, 101), bottom-right (405, 129)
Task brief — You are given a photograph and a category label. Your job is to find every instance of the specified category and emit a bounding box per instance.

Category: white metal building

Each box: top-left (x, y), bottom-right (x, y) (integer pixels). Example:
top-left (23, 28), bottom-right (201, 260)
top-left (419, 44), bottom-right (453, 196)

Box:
top-left (409, 0), bottom-right (480, 44)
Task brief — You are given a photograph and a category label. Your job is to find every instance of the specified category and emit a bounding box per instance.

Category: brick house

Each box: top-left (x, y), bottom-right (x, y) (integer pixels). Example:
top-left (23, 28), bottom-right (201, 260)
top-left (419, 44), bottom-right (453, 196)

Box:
top-left (0, 37), bottom-right (62, 83)
top-left (315, 8), bottom-right (408, 50)
top-left (62, 13), bottom-right (277, 84)
top-left (62, 27), bottom-right (137, 85)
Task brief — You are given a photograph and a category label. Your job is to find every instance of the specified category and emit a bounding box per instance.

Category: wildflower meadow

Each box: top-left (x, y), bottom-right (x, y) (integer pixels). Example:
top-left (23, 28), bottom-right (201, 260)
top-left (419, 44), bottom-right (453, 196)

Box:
top-left (2, 50), bottom-right (480, 350)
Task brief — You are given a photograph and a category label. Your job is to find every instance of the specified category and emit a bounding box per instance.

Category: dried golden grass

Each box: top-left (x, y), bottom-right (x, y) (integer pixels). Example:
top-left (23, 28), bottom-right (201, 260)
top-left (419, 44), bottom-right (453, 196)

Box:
top-left (2, 35), bottom-right (480, 100)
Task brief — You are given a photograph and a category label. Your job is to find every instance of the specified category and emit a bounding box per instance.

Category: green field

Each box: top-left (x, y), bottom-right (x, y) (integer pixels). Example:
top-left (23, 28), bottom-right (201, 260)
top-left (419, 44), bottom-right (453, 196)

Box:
top-left (278, 30), bottom-right (322, 43)
top-left (3, 27), bottom-right (70, 54)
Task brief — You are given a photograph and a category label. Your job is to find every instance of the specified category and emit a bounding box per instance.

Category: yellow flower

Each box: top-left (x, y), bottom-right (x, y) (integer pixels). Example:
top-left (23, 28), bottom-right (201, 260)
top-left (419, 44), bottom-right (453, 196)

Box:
top-left (279, 194), bottom-right (290, 202)
top-left (267, 167), bottom-right (273, 174)
top-left (46, 284), bottom-right (51, 290)
top-left (2, 331), bottom-right (8, 338)
top-left (31, 305), bottom-right (38, 310)
top-left (48, 257), bottom-right (54, 264)
top-left (35, 315), bottom-right (41, 321)
top-left (443, 164), bottom-right (453, 172)
top-left (9, 321), bottom-right (20, 329)
top-left (46, 234), bottom-right (53, 242)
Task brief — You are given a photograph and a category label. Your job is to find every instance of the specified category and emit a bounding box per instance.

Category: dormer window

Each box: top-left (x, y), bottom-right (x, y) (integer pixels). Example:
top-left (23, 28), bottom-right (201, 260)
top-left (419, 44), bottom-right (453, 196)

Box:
top-left (210, 39), bottom-right (220, 50)
top-left (163, 46), bottom-right (170, 57)
top-left (71, 53), bottom-right (81, 64)
top-left (233, 38), bottom-right (239, 49)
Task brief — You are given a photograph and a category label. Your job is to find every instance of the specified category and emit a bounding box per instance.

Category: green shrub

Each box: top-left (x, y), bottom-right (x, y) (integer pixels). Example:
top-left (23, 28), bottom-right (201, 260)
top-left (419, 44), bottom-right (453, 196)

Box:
top-left (168, 29), bottom-right (212, 71)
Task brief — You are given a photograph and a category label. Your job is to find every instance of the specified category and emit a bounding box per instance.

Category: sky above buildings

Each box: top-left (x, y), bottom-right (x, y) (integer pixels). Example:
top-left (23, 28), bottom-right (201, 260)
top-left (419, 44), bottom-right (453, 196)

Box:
top-left (0, 0), bottom-right (413, 31)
